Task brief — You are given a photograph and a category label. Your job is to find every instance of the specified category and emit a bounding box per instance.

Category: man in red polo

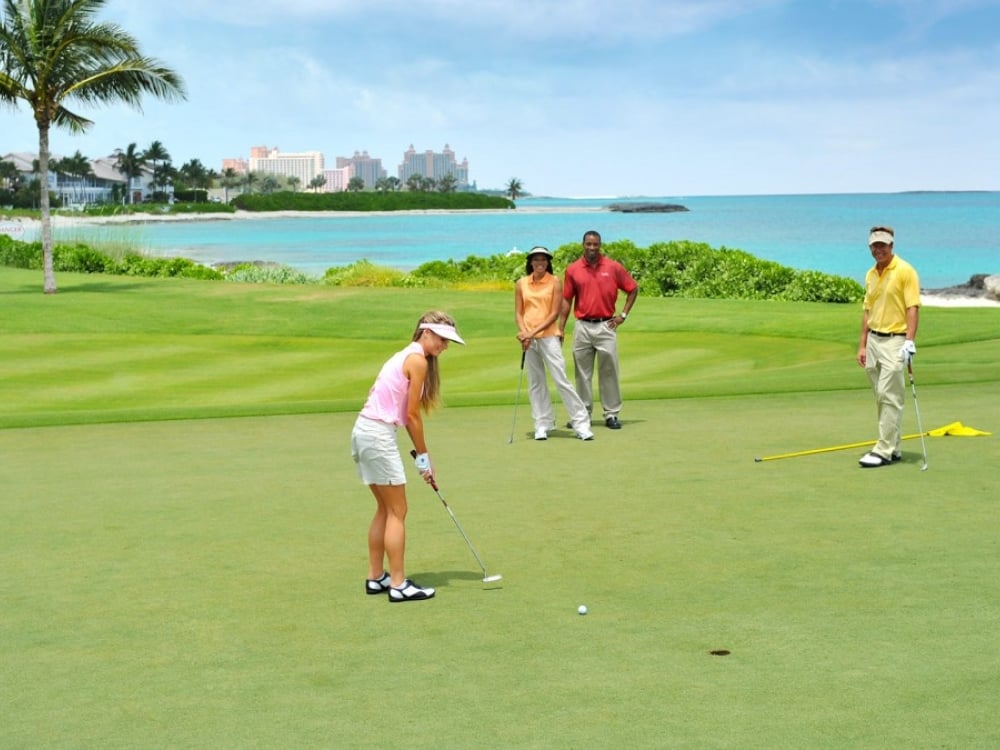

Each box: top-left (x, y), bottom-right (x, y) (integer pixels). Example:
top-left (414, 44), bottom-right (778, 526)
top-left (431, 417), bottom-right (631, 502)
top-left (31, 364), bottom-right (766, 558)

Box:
top-left (558, 230), bottom-right (639, 430)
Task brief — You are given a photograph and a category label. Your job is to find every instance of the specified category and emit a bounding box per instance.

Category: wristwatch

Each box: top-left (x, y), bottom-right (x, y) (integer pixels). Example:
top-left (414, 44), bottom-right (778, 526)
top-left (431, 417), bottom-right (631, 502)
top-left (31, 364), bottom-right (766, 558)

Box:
top-left (619, 312), bottom-right (628, 320)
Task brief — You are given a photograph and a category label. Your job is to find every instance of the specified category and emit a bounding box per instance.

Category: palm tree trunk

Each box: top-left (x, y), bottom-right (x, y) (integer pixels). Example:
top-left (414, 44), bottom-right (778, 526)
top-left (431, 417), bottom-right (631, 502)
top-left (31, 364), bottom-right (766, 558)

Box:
top-left (38, 125), bottom-right (58, 294)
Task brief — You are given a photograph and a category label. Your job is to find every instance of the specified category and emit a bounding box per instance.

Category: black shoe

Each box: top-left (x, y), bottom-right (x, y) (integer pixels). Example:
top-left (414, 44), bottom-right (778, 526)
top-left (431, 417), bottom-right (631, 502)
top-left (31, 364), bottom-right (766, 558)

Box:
top-left (388, 579), bottom-right (436, 603)
top-left (605, 416), bottom-right (622, 430)
top-left (365, 572), bottom-right (391, 595)
top-left (891, 453), bottom-right (902, 462)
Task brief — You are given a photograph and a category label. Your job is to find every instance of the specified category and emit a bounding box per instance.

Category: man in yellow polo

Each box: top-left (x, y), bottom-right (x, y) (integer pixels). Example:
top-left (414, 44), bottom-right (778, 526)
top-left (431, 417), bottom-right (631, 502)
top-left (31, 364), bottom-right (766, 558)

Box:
top-left (856, 226), bottom-right (921, 467)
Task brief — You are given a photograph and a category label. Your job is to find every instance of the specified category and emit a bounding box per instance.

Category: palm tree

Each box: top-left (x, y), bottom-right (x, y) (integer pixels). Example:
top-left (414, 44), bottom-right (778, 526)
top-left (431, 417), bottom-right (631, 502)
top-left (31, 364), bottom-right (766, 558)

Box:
top-left (178, 158), bottom-right (209, 190)
top-left (438, 174), bottom-right (458, 193)
top-left (347, 176), bottom-right (365, 192)
top-left (260, 174), bottom-right (280, 194)
top-left (286, 175), bottom-right (300, 193)
top-left (59, 149), bottom-right (92, 203)
top-left (0, 158), bottom-right (20, 191)
top-left (220, 167), bottom-right (240, 202)
top-left (114, 143), bottom-right (146, 204)
top-left (152, 161), bottom-right (175, 197)
top-left (142, 140), bottom-right (169, 186)
top-left (307, 174), bottom-right (326, 193)
top-left (0, 0), bottom-right (186, 293)
top-left (506, 178), bottom-right (523, 202)
top-left (243, 170), bottom-right (258, 195)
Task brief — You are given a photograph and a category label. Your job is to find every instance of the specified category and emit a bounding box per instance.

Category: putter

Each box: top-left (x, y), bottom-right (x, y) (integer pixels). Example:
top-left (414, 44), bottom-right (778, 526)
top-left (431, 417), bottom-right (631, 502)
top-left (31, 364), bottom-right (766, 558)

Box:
top-left (907, 362), bottom-right (929, 471)
top-left (410, 451), bottom-right (503, 583)
top-left (507, 349), bottom-right (527, 444)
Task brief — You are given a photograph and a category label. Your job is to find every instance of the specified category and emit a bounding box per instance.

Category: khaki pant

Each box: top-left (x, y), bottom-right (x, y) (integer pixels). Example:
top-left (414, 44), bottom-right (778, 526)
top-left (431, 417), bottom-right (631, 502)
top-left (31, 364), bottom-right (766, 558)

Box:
top-left (865, 334), bottom-right (906, 458)
top-left (526, 337), bottom-right (590, 432)
top-left (571, 320), bottom-right (623, 420)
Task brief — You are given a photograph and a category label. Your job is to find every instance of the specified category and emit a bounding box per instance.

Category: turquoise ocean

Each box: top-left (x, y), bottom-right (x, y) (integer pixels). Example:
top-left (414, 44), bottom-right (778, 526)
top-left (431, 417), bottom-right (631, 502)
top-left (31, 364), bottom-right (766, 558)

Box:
top-left (50, 192), bottom-right (1000, 290)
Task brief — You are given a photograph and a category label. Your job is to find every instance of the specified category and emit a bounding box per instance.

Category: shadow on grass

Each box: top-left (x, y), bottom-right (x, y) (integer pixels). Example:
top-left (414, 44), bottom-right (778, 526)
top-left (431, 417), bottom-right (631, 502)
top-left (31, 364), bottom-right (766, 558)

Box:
top-left (0, 280), bottom-right (152, 294)
top-left (61, 280), bottom-right (154, 293)
top-left (416, 569), bottom-right (496, 589)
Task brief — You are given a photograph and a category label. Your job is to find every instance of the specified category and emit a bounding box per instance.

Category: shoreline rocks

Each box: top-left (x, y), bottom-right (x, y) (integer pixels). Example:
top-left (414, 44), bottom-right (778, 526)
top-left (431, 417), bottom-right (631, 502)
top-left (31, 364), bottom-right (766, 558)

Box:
top-left (606, 202), bottom-right (689, 213)
top-left (924, 274), bottom-right (1000, 301)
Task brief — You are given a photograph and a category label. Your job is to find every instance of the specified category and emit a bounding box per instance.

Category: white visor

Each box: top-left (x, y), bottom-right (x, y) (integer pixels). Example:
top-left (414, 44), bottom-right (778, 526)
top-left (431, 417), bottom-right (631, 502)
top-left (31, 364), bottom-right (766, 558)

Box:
top-left (420, 322), bottom-right (466, 345)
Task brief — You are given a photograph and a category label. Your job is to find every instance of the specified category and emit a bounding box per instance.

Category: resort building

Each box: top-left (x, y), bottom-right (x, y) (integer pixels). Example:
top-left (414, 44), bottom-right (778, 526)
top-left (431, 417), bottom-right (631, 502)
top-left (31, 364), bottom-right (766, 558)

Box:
top-left (217, 144), bottom-right (472, 192)
top-left (321, 166), bottom-right (353, 192)
top-left (221, 157), bottom-right (248, 174)
top-left (397, 144), bottom-right (469, 188)
top-left (248, 146), bottom-right (324, 186)
top-left (335, 151), bottom-right (387, 190)
top-left (1, 151), bottom-right (155, 206)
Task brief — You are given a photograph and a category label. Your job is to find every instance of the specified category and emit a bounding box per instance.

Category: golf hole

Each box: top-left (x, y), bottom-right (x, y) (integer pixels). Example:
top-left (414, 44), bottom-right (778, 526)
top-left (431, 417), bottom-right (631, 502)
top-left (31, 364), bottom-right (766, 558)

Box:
top-left (709, 649), bottom-right (731, 656)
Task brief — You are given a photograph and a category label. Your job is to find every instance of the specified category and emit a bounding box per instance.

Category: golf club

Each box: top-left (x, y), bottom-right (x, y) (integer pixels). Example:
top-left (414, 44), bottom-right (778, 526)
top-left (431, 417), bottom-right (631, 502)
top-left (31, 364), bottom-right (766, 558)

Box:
top-left (410, 450), bottom-right (502, 583)
top-left (507, 349), bottom-right (527, 444)
top-left (907, 361), bottom-right (929, 471)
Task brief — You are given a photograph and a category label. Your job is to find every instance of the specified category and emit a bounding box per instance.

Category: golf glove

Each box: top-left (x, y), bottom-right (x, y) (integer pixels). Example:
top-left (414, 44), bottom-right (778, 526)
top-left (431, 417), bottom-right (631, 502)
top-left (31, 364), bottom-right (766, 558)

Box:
top-left (899, 339), bottom-right (916, 363)
top-left (413, 452), bottom-right (431, 473)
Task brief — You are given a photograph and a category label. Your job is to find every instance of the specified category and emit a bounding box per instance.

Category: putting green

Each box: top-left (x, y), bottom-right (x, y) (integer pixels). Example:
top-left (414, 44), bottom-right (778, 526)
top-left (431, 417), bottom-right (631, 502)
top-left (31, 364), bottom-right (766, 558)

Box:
top-left (2, 383), bottom-right (997, 748)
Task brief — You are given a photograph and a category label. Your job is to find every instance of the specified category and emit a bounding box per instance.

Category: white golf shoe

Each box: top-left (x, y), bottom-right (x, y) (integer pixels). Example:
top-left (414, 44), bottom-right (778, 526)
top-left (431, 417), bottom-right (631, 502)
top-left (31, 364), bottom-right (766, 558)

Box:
top-left (389, 579), bottom-right (436, 603)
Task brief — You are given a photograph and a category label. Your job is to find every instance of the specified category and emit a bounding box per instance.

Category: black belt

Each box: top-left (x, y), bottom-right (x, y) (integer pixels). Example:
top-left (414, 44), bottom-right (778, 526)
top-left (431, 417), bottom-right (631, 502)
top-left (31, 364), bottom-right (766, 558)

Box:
top-left (581, 317), bottom-right (612, 323)
top-left (869, 329), bottom-right (905, 338)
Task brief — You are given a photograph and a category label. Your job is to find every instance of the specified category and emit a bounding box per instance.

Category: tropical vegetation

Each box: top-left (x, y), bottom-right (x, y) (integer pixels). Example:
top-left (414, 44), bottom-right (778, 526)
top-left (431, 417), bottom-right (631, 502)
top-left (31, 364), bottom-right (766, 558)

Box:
top-left (230, 190), bottom-right (513, 212)
top-left (0, 0), bottom-right (187, 293)
top-left (0, 232), bottom-right (864, 302)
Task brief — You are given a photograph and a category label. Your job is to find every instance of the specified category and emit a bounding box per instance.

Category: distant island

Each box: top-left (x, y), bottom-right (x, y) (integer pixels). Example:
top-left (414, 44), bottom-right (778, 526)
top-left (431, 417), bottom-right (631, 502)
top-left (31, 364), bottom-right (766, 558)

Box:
top-left (606, 202), bottom-right (689, 213)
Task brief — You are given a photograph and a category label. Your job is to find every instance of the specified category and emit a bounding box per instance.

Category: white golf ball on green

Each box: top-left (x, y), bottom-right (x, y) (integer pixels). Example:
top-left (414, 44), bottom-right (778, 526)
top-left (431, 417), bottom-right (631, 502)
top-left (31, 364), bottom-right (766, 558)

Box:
top-left (577, 604), bottom-right (588, 615)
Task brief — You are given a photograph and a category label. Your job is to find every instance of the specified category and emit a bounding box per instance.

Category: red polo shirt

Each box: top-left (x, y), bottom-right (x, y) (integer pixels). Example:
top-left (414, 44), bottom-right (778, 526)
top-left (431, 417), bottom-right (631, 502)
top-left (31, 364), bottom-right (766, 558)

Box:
top-left (563, 255), bottom-right (637, 319)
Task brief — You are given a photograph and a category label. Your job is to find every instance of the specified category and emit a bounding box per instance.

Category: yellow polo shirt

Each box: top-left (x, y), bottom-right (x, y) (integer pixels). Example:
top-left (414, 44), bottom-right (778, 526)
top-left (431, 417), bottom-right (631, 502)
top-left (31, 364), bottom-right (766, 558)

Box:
top-left (863, 255), bottom-right (921, 333)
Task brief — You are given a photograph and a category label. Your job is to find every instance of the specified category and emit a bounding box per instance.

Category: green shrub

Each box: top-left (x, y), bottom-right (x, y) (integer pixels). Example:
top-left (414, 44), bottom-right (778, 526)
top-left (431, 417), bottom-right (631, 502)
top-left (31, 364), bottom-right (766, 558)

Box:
top-left (0, 235), bottom-right (42, 269)
top-left (323, 259), bottom-right (420, 287)
top-left (224, 263), bottom-right (313, 284)
top-left (1, 230), bottom-right (863, 302)
top-left (173, 190), bottom-right (208, 203)
top-left (168, 201), bottom-right (235, 215)
top-left (53, 243), bottom-right (112, 273)
top-left (779, 270), bottom-right (864, 303)
top-left (231, 191), bottom-right (513, 212)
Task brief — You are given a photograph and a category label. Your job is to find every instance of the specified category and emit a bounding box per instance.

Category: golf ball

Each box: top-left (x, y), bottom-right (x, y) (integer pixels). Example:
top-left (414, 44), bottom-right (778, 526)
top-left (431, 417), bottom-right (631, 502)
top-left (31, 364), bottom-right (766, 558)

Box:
top-left (577, 605), bottom-right (588, 615)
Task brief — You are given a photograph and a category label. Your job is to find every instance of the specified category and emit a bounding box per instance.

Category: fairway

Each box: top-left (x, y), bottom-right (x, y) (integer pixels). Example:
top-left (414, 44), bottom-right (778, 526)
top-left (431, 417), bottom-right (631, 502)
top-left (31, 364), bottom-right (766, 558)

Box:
top-left (1, 268), bottom-right (998, 747)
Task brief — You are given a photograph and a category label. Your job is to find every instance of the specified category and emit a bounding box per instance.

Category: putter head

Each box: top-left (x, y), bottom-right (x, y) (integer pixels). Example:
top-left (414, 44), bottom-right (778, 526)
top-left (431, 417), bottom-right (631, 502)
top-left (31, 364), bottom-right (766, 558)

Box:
top-left (482, 574), bottom-right (503, 584)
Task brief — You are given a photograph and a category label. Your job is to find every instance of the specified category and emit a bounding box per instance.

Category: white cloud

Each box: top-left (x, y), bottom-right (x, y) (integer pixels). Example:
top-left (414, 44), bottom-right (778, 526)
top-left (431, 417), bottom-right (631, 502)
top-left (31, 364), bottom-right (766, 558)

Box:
top-left (3, 0), bottom-right (998, 195)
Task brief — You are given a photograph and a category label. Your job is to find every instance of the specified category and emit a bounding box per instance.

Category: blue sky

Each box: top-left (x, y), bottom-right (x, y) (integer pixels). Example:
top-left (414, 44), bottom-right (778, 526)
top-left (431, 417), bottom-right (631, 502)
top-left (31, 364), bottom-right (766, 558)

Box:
top-left (3, 0), bottom-right (999, 197)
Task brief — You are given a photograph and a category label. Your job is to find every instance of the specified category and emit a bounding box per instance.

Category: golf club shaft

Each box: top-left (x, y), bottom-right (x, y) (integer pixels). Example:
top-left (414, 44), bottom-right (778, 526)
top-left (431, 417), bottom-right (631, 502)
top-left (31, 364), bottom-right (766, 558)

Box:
top-left (410, 450), bottom-right (491, 576)
top-left (437, 495), bottom-right (490, 576)
top-left (508, 349), bottom-right (527, 443)
top-left (907, 362), bottom-right (929, 469)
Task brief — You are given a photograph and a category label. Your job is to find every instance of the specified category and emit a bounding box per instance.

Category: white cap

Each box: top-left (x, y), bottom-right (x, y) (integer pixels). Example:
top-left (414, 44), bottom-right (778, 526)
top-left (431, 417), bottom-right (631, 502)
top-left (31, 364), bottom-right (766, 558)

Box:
top-left (419, 322), bottom-right (466, 345)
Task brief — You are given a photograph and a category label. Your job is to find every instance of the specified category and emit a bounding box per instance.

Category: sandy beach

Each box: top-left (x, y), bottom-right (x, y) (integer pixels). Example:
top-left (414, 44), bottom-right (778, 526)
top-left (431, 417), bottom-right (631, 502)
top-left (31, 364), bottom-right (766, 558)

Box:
top-left (919, 293), bottom-right (1000, 308)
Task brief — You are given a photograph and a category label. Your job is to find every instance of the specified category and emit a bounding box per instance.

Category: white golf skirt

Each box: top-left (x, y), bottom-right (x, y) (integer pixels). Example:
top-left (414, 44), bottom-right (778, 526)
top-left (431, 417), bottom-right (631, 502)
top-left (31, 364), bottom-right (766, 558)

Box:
top-left (351, 416), bottom-right (406, 486)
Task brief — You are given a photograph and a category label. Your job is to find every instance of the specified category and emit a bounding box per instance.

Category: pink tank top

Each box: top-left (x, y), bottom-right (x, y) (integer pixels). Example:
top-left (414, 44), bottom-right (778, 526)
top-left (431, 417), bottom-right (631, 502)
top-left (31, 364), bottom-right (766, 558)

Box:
top-left (359, 341), bottom-right (424, 426)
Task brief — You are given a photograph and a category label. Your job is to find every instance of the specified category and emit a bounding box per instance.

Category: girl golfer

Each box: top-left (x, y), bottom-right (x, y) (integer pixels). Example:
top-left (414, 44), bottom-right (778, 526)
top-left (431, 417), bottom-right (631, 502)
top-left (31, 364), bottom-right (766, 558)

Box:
top-left (351, 311), bottom-right (465, 602)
